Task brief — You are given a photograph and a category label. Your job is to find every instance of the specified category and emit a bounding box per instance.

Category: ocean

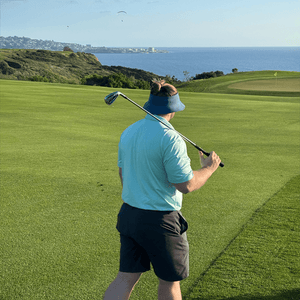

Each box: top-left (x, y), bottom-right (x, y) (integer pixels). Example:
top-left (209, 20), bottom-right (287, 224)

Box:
top-left (93, 47), bottom-right (300, 81)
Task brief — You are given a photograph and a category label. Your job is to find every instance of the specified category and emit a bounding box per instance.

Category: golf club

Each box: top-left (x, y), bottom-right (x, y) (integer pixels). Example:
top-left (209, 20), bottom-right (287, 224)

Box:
top-left (104, 91), bottom-right (224, 167)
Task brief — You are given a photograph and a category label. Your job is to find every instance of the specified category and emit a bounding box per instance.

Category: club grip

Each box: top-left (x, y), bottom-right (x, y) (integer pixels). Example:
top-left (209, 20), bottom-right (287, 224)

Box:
top-left (195, 145), bottom-right (224, 167)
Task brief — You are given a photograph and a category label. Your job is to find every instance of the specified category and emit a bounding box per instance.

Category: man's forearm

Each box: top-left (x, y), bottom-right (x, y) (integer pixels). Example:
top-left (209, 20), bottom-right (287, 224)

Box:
top-left (184, 151), bottom-right (220, 194)
top-left (188, 167), bottom-right (214, 193)
top-left (173, 166), bottom-right (214, 194)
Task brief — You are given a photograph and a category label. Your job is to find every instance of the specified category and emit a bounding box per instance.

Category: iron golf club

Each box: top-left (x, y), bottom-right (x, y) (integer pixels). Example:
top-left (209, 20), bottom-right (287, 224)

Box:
top-left (104, 91), bottom-right (224, 167)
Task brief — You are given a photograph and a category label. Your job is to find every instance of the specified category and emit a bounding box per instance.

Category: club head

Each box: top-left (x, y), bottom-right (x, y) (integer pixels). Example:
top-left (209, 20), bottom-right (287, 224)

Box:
top-left (104, 91), bottom-right (121, 105)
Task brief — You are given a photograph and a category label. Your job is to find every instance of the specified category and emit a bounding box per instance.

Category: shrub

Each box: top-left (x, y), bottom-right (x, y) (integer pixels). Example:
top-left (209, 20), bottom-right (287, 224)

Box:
top-left (193, 71), bottom-right (224, 80)
top-left (82, 72), bottom-right (150, 90)
top-left (0, 61), bottom-right (14, 75)
top-left (136, 79), bottom-right (151, 90)
top-left (69, 53), bottom-right (77, 58)
top-left (28, 75), bottom-right (50, 82)
top-left (215, 70), bottom-right (224, 77)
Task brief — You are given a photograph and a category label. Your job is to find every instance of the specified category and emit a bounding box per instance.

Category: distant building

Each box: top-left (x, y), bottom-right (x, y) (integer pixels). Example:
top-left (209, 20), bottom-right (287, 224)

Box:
top-left (0, 36), bottom-right (168, 53)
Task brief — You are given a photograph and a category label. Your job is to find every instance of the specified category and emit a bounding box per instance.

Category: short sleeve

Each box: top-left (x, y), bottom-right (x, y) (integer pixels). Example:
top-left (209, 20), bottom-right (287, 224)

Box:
top-left (118, 139), bottom-right (123, 168)
top-left (162, 131), bottom-right (194, 184)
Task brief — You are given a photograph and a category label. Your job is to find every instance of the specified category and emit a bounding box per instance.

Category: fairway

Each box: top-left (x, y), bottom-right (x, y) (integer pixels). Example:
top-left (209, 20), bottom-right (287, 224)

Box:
top-left (228, 78), bottom-right (300, 92)
top-left (0, 79), bottom-right (299, 299)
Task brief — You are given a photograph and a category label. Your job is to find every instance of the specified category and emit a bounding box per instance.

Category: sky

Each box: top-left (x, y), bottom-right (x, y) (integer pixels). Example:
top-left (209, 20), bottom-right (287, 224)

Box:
top-left (0, 0), bottom-right (299, 47)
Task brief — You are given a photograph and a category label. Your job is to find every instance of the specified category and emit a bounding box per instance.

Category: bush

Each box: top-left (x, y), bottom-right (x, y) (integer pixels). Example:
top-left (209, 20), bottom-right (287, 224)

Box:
top-left (215, 70), bottom-right (224, 77)
top-left (82, 73), bottom-right (150, 90)
top-left (0, 61), bottom-right (14, 75)
top-left (193, 70), bottom-right (224, 80)
top-left (136, 79), bottom-right (151, 90)
top-left (69, 53), bottom-right (77, 58)
top-left (28, 75), bottom-right (50, 82)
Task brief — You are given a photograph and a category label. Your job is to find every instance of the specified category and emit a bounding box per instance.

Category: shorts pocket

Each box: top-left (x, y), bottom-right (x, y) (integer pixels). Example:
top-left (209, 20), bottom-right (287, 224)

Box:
top-left (116, 203), bottom-right (129, 235)
top-left (178, 212), bottom-right (188, 234)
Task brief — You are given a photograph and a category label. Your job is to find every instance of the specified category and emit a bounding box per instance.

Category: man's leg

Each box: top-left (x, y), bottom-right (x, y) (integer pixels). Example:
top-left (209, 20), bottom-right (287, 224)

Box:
top-left (103, 271), bottom-right (142, 300)
top-left (158, 279), bottom-right (182, 300)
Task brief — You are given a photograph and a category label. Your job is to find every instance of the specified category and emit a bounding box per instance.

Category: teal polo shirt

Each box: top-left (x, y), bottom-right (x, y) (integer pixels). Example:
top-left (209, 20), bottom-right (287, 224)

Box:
top-left (118, 114), bottom-right (194, 211)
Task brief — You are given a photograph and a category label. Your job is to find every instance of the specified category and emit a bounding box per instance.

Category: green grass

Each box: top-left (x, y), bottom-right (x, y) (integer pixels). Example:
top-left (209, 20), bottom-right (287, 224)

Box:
top-left (186, 175), bottom-right (300, 299)
top-left (176, 71), bottom-right (300, 97)
top-left (0, 79), bottom-right (299, 299)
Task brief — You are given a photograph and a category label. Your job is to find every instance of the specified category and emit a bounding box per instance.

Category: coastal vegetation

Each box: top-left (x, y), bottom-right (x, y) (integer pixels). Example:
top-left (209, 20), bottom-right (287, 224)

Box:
top-left (193, 70), bottom-right (224, 80)
top-left (81, 73), bottom-right (151, 89)
top-left (0, 49), bottom-right (159, 87)
top-left (1, 49), bottom-right (299, 96)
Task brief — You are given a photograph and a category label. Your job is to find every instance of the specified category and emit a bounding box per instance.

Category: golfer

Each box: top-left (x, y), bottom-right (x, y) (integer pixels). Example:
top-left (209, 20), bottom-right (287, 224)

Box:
top-left (104, 80), bottom-right (221, 300)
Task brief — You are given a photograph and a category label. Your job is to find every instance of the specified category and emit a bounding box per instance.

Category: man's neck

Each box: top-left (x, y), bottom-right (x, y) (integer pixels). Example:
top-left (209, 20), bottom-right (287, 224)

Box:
top-left (158, 113), bottom-right (175, 122)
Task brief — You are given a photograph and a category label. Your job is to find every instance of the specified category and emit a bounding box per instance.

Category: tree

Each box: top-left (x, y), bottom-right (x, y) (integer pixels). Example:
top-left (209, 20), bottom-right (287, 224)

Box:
top-left (232, 68), bottom-right (238, 73)
top-left (165, 74), bottom-right (180, 85)
top-left (183, 70), bottom-right (192, 81)
top-left (215, 70), bottom-right (224, 77)
top-left (63, 46), bottom-right (73, 52)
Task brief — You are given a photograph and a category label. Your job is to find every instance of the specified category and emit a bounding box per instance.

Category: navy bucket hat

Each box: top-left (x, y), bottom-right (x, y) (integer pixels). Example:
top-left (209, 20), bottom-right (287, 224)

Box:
top-left (143, 93), bottom-right (185, 114)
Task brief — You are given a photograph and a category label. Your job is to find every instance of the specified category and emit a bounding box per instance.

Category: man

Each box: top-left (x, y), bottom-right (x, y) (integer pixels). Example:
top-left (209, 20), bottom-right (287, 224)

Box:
top-left (104, 80), bottom-right (221, 300)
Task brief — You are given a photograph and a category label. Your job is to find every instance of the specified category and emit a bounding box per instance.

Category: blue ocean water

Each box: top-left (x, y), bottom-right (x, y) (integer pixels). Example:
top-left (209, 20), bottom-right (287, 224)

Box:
top-left (94, 47), bottom-right (300, 81)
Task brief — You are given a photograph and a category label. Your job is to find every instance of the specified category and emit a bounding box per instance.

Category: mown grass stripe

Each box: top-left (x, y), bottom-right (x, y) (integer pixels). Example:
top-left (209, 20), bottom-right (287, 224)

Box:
top-left (185, 175), bottom-right (300, 300)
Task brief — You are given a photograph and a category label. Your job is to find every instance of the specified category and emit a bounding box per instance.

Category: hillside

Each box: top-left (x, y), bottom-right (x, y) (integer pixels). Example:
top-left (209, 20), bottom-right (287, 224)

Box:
top-left (0, 49), bottom-right (161, 85)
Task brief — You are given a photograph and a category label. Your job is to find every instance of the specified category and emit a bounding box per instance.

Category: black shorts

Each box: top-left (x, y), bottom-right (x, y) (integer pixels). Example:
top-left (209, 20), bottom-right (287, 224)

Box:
top-left (116, 203), bottom-right (189, 282)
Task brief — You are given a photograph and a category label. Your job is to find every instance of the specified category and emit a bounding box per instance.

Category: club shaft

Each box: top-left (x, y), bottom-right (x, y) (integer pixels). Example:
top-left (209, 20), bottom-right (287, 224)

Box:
top-left (119, 93), bottom-right (224, 167)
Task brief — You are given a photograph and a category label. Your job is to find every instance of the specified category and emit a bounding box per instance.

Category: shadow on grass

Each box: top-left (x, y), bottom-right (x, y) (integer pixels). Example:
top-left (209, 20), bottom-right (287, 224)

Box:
top-left (191, 289), bottom-right (300, 300)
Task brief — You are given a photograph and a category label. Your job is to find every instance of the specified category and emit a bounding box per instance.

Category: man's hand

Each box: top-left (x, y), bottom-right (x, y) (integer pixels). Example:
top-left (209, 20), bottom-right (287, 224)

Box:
top-left (199, 151), bottom-right (221, 173)
top-left (173, 151), bottom-right (221, 194)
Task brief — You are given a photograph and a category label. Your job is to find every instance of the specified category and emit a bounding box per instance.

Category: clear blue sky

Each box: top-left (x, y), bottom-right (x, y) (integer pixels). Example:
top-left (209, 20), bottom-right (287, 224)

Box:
top-left (1, 0), bottom-right (299, 47)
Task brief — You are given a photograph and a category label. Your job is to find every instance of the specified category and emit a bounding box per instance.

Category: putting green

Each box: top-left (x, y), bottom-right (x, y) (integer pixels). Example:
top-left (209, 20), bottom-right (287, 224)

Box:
top-left (228, 78), bottom-right (300, 92)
